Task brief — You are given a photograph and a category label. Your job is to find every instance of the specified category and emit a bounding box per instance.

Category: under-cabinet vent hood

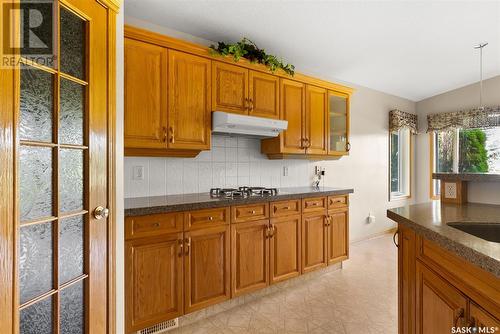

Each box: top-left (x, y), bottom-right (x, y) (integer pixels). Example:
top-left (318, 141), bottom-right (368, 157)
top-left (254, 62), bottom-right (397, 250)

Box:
top-left (212, 111), bottom-right (288, 138)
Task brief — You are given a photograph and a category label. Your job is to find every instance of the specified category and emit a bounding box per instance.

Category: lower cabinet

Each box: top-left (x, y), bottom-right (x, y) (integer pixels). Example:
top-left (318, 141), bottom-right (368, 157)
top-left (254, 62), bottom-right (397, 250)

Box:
top-left (327, 208), bottom-right (349, 264)
top-left (231, 219), bottom-right (270, 297)
top-left (184, 225), bottom-right (231, 313)
top-left (416, 261), bottom-right (468, 334)
top-left (125, 233), bottom-right (184, 333)
top-left (301, 213), bottom-right (327, 273)
top-left (397, 223), bottom-right (500, 334)
top-left (270, 214), bottom-right (302, 283)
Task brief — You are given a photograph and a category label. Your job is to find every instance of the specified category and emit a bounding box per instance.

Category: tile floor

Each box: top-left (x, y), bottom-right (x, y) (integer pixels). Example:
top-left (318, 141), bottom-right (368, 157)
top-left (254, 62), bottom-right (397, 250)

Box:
top-left (171, 234), bottom-right (397, 334)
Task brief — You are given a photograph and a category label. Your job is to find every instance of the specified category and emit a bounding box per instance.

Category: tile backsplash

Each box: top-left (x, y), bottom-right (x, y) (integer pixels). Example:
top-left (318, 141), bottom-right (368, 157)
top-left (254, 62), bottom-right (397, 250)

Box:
top-left (124, 135), bottom-right (315, 198)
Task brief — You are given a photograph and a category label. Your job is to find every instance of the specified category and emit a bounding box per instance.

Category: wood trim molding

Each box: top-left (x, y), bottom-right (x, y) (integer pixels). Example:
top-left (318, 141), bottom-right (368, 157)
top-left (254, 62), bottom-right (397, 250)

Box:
top-left (429, 133), bottom-right (440, 200)
top-left (124, 25), bottom-right (355, 96)
top-left (97, 0), bottom-right (121, 12)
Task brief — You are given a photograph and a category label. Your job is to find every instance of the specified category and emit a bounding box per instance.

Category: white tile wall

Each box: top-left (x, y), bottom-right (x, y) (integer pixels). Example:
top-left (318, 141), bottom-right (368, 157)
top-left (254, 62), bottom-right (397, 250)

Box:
top-left (124, 135), bottom-right (315, 198)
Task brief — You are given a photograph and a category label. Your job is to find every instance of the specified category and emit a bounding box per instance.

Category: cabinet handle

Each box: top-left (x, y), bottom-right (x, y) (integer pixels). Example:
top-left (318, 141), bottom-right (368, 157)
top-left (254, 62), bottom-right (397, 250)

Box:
top-left (245, 98), bottom-right (250, 111)
top-left (184, 237), bottom-right (191, 255)
top-left (249, 98), bottom-right (254, 111)
top-left (169, 126), bottom-right (175, 143)
top-left (208, 216), bottom-right (213, 221)
top-left (454, 308), bottom-right (465, 327)
top-left (269, 224), bottom-right (276, 237)
top-left (346, 141), bottom-right (351, 152)
top-left (250, 210), bottom-right (256, 214)
top-left (283, 206), bottom-right (290, 210)
top-left (300, 138), bottom-right (306, 149)
top-left (162, 127), bottom-right (168, 143)
top-left (265, 226), bottom-right (271, 238)
top-left (152, 222), bottom-right (160, 228)
top-left (178, 239), bottom-right (184, 257)
top-left (393, 230), bottom-right (399, 248)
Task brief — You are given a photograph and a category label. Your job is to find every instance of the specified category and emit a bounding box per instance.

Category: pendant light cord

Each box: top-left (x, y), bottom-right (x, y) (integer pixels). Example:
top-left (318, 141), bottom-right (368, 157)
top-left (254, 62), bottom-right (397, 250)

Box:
top-left (474, 42), bottom-right (488, 110)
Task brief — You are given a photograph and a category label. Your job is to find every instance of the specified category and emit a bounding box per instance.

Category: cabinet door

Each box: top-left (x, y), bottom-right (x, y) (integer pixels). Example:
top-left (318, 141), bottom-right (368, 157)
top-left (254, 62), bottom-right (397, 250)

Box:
top-left (231, 220), bottom-right (269, 297)
top-left (470, 302), bottom-right (500, 329)
top-left (248, 71), bottom-right (279, 119)
top-left (305, 85), bottom-right (327, 155)
top-left (328, 91), bottom-right (350, 155)
top-left (270, 215), bottom-right (301, 283)
top-left (184, 225), bottom-right (231, 313)
top-left (398, 225), bottom-right (416, 334)
top-left (212, 62), bottom-right (248, 114)
top-left (124, 38), bottom-right (167, 149)
top-left (301, 213), bottom-right (327, 273)
top-left (327, 208), bottom-right (348, 264)
top-left (168, 50), bottom-right (211, 150)
top-left (125, 233), bottom-right (183, 333)
top-left (280, 79), bottom-right (306, 154)
top-left (416, 261), bottom-right (468, 334)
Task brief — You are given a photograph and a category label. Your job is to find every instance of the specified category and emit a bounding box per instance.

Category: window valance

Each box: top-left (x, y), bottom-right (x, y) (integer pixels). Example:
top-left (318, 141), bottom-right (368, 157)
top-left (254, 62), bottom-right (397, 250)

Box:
top-left (427, 106), bottom-right (500, 132)
top-left (389, 109), bottom-right (418, 134)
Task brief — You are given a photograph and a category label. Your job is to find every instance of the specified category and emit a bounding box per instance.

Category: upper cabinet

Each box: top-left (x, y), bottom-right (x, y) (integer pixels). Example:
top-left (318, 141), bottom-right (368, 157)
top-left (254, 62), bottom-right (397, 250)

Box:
top-left (212, 62), bottom-right (249, 114)
top-left (212, 62), bottom-right (280, 119)
top-left (124, 26), bottom-right (352, 159)
top-left (168, 50), bottom-right (211, 150)
top-left (328, 91), bottom-right (350, 156)
top-left (124, 39), bottom-right (167, 150)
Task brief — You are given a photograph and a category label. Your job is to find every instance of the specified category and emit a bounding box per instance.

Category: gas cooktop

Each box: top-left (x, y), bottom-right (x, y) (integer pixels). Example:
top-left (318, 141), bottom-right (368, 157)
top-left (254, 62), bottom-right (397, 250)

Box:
top-left (209, 186), bottom-right (278, 198)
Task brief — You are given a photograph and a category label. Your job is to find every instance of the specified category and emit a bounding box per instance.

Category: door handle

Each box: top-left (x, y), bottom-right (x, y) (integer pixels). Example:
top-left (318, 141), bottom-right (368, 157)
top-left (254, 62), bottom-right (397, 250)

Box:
top-left (93, 206), bottom-right (109, 220)
top-left (178, 239), bottom-right (184, 257)
top-left (184, 237), bottom-right (191, 255)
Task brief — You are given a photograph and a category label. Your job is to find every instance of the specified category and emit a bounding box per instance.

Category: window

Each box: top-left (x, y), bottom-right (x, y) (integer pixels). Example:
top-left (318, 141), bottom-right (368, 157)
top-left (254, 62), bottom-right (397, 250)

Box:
top-left (430, 128), bottom-right (500, 198)
top-left (390, 128), bottom-right (411, 199)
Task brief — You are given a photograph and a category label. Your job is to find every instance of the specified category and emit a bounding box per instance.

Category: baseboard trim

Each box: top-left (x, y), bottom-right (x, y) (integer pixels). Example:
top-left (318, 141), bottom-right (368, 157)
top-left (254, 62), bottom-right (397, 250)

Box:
top-left (350, 227), bottom-right (397, 245)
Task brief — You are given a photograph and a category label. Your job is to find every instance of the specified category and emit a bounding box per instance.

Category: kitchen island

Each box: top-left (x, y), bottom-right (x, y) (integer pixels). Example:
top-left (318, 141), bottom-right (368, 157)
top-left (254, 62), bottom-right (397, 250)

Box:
top-left (387, 201), bottom-right (500, 334)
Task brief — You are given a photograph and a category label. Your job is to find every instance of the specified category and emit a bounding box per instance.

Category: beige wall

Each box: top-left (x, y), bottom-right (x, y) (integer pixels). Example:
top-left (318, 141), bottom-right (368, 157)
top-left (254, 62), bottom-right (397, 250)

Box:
top-left (415, 75), bottom-right (500, 204)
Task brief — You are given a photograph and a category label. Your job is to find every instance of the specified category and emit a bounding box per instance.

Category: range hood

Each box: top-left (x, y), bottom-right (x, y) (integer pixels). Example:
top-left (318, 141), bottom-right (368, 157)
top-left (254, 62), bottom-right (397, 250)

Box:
top-left (212, 111), bottom-right (288, 138)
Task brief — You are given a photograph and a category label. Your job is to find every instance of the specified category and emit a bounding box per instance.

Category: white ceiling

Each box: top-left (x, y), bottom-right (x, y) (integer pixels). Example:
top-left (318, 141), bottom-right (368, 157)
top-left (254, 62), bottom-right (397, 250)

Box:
top-left (124, 1), bottom-right (500, 101)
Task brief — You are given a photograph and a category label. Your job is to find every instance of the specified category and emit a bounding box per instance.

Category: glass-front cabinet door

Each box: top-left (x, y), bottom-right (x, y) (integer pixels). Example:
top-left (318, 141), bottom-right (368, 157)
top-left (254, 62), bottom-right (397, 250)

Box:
top-left (327, 91), bottom-right (350, 155)
top-left (14, 0), bottom-right (110, 333)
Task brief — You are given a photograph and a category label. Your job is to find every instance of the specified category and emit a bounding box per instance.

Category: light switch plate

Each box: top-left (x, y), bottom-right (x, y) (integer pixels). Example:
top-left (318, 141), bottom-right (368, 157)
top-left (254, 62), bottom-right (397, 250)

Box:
top-left (444, 182), bottom-right (457, 199)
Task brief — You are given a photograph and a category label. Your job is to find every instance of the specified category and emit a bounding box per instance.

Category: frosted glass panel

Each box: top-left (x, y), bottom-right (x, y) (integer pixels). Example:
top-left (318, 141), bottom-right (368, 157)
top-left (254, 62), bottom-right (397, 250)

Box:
top-left (60, 149), bottom-right (84, 213)
top-left (60, 8), bottom-right (86, 79)
top-left (20, 146), bottom-right (53, 221)
top-left (60, 79), bottom-right (85, 145)
top-left (19, 222), bottom-right (53, 304)
top-left (20, 67), bottom-right (53, 142)
top-left (60, 281), bottom-right (85, 334)
top-left (20, 296), bottom-right (53, 334)
top-left (59, 215), bottom-right (84, 284)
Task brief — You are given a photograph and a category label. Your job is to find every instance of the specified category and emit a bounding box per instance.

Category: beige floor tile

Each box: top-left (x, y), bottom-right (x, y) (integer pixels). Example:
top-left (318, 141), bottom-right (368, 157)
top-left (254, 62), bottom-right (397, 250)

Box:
top-left (174, 235), bottom-right (397, 334)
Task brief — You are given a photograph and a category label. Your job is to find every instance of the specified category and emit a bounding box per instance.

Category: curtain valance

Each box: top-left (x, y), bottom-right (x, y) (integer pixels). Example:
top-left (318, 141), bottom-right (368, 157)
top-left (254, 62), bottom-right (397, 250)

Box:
top-left (389, 109), bottom-right (418, 134)
top-left (427, 106), bottom-right (500, 132)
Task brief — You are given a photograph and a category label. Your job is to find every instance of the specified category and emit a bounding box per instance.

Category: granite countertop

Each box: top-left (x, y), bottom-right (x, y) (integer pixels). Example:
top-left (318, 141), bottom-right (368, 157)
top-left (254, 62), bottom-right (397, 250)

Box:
top-left (125, 186), bottom-right (354, 217)
top-left (387, 201), bottom-right (500, 278)
top-left (433, 172), bottom-right (500, 182)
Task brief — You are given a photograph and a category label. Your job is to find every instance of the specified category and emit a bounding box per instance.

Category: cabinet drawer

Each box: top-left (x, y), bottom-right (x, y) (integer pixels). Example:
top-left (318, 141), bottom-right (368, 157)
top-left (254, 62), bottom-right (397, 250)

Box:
top-left (232, 203), bottom-right (269, 223)
top-left (302, 197), bottom-right (327, 213)
top-left (270, 200), bottom-right (301, 217)
top-left (125, 213), bottom-right (183, 240)
top-left (185, 207), bottom-right (229, 230)
top-left (328, 195), bottom-right (348, 209)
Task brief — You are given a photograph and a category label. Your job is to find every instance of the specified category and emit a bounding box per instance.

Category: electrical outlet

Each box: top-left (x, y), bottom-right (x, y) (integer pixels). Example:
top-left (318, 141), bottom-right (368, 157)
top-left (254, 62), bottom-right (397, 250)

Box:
top-left (133, 166), bottom-right (145, 180)
top-left (283, 166), bottom-right (289, 177)
top-left (444, 182), bottom-right (457, 199)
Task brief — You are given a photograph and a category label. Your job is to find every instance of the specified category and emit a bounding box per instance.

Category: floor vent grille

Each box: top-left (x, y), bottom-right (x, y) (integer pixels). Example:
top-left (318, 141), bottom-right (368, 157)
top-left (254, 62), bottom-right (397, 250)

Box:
top-left (137, 319), bottom-right (178, 334)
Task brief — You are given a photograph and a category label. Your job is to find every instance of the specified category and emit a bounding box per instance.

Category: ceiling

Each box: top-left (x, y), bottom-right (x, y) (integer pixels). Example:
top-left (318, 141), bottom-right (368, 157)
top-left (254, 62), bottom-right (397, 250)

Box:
top-left (124, 1), bottom-right (500, 101)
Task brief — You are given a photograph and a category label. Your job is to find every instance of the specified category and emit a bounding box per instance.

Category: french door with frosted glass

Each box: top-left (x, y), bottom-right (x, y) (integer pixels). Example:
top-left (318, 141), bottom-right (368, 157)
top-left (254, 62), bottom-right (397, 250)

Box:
top-left (4, 0), bottom-right (112, 333)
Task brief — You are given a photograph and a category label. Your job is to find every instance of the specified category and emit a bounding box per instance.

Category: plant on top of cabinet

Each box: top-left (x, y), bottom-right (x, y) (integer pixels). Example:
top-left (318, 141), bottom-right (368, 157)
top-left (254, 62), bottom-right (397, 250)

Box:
top-left (209, 38), bottom-right (295, 75)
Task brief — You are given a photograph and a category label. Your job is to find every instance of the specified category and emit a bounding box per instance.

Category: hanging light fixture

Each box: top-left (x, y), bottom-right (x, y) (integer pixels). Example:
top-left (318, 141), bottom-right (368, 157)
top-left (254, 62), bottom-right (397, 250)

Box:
top-left (474, 42), bottom-right (488, 110)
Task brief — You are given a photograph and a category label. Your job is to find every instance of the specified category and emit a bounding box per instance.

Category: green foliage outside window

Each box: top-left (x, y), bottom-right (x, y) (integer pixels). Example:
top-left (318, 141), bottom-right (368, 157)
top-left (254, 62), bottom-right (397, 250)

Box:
top-left (459, 129), bottom-right (489, 173)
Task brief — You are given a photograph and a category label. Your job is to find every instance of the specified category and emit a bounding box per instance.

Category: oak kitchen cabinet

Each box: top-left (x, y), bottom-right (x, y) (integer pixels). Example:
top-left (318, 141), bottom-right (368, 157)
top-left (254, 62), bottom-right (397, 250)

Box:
top-left (124, 25), bottom-right (353, 159)
top-left (124, 37), bottom-right (211, 157)
top-left (395, 224), bottom-right (500, 334)
top-left (125, 194), bottom-right (350, 333)
top-left (212, 61), bottom-right (280, 118)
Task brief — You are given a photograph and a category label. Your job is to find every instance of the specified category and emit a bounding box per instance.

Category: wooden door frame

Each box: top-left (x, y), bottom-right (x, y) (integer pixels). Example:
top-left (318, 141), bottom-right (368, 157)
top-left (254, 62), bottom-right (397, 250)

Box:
top-left (0, 1), bottom-right (120, 333)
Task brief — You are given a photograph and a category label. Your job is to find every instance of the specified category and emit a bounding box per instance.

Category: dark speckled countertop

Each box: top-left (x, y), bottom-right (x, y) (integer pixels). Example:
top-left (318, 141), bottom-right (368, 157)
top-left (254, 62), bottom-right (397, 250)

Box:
top-left (388, 202), bottom-right (500, 278)
top-left (125, 187), bottom-right (353, 217)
